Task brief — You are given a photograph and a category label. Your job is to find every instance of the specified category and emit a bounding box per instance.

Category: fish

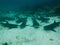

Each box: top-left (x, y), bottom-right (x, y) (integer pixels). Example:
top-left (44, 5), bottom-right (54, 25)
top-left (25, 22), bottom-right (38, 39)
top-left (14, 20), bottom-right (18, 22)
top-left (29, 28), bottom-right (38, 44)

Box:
top-left (20, 17), bottom-right (28, 29)
top-left (0, 17), bottom-right (15, 22)
top-left (44, 21), bottom-right (60, 32)
top-left (0, 21), bottom-right (18, 29)
top-left (37, 16), bottom-right (50, 23)
top-left (15, 15), bottom-right (27, 24)
top-left (32, 17), bottom-right (40, 28)
top-left (16, 18), bottom-right (26, 23)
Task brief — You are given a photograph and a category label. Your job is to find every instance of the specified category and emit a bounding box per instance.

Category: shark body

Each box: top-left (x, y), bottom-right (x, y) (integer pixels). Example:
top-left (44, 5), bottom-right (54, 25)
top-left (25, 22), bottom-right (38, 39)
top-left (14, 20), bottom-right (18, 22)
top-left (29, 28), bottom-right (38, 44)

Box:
top-left (0, 22), bottom-right (18, 29)
top-left (44, 21), bottom-right (60, 32)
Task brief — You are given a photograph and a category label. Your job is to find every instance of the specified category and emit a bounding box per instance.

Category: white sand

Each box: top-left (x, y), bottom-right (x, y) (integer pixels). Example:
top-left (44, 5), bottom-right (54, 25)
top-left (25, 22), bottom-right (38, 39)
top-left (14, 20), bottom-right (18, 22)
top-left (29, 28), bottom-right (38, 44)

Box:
top-left (0, 14), bottom-right (60, 45)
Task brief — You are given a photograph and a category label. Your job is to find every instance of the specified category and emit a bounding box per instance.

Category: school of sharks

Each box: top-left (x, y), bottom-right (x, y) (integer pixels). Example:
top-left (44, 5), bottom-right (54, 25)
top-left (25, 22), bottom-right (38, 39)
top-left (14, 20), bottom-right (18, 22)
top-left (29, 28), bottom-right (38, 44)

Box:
top-left (0, 11), bottom-right (60, 32)
top-left (0, 0), bottom-right (60, 32)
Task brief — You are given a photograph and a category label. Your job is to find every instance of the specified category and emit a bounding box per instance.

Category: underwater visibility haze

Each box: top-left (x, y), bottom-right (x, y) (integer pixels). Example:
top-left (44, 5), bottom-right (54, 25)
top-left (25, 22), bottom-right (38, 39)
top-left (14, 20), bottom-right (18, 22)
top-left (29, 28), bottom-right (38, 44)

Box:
top-left (0, 0), bottom-right (60, 45)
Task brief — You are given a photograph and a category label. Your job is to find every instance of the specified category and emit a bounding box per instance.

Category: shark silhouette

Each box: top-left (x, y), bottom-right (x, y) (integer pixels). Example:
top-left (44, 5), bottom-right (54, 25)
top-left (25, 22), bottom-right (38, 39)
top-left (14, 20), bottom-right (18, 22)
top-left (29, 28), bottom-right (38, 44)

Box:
top-left (0, 17), bottom-right (15, 22)
top-left (32, 17), bottom-right (40, 28)
top-left (20, 17), bottom-right (28, 29)
top-left (0, 21), bottom-right (18, 29)
top-left (44, 21), bottom-right (60, 32)
top-left (16, 18), bottom-right (26, 24)
top-left (37, 16), bottom-right (50, 23)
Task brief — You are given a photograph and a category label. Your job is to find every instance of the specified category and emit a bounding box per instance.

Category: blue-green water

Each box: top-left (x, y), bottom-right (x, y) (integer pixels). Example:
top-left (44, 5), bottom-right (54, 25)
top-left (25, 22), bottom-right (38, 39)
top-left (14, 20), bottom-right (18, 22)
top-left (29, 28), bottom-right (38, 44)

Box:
top-left (0, 0), bottom-right (60, 45)
top-left (0, 0), bottom-right (60, 12)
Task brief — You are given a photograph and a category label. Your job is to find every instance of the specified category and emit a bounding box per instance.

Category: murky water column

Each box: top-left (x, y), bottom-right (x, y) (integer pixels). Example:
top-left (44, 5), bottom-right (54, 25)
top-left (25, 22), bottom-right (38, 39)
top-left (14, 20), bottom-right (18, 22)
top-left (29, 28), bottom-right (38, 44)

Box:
top-left (0, 0), bottom-right (60, 45)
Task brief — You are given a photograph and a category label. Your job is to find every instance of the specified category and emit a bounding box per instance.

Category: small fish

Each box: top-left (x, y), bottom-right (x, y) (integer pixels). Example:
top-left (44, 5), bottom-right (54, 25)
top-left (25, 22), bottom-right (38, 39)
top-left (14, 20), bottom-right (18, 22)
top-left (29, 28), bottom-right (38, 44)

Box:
top-left (44, 21), bottom-right (60, 32)
top-left (32, 18), bottom-right (40, 28)
top-left (0, 21), bottom-right (18, 29)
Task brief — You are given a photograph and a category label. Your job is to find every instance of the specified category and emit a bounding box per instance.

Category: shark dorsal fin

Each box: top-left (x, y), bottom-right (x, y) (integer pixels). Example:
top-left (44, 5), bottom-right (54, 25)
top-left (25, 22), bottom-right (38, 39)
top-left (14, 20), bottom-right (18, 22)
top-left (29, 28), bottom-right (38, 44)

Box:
top-left (6, 21), bottom-right (9, 24)
top-left (54, 21), bottom-right (56, 24)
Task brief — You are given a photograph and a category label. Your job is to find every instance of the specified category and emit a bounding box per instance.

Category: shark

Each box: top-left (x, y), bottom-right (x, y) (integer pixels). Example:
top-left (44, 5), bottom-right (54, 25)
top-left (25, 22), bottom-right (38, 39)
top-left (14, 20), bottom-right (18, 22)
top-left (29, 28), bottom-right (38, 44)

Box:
top-left (37, 16), bottom-right (50, 23)
top-left (32, 17), bottom-right (40, 28)
top-left (16, 18), bottom-right (26, 23)
top-left (0, 17), bottom-right (15, 23)
top-left (20, 17), bottom-right (28, 29)
top-left (0, 21), bottom-right (18, 29)
top-left (44, 21), bottom-right (60, 32)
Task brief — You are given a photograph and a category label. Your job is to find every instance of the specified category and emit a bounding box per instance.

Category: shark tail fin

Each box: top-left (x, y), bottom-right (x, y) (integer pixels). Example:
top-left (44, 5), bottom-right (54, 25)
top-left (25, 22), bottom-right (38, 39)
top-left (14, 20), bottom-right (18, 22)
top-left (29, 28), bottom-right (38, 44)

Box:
top-left (52, 29), bottom-right (56, 32)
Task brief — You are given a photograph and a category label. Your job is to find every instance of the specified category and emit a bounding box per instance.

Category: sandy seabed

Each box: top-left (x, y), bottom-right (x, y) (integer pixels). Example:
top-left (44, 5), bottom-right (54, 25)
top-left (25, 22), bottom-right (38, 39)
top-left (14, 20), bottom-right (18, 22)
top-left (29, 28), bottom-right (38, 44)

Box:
top-left (0, 12), bottom-right (60, 45)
